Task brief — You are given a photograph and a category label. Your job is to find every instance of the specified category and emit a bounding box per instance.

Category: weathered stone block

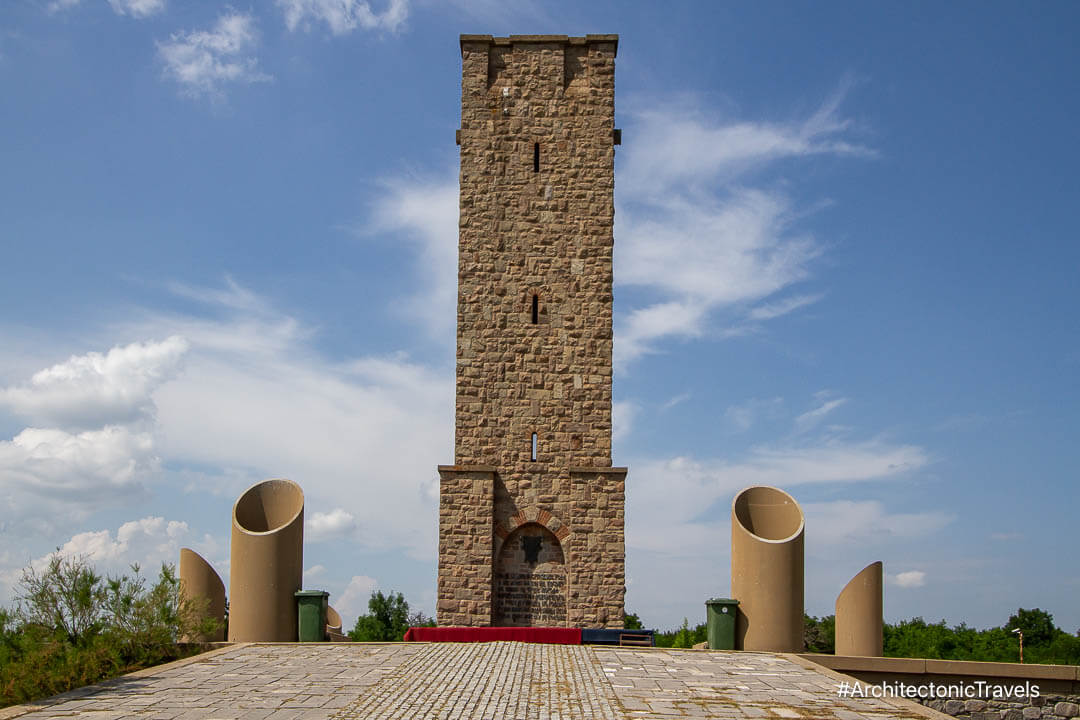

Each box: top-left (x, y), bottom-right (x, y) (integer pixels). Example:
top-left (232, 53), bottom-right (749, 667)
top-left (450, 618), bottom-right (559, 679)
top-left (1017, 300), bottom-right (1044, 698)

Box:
top-left (1054, 703), bottom-right (1079, 718)
top-left (946, 700), bottom-right (967, 715)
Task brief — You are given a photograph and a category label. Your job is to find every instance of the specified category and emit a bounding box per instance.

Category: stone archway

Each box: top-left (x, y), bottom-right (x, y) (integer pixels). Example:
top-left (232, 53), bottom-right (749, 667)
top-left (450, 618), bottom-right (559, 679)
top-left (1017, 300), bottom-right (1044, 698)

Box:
top-left (493, 522), bottom-right (567, 626)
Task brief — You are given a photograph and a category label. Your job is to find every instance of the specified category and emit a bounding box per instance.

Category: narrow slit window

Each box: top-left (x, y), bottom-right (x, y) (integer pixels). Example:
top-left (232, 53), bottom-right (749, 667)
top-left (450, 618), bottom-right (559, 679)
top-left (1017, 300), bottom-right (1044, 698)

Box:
top-left (530, 432), bottom-right (538, 462)
top-left (533, 142), bottom-right (540, 172)
top-left (531, 294), bottom-right (539, 324)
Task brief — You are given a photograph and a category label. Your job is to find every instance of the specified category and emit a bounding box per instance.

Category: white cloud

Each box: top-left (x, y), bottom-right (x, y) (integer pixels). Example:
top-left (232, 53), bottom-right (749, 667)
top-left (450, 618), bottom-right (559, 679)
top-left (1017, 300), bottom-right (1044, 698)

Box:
top-left (336, 574), bottom-right (378, 620)
top-left (614, 85), bottom-right (870, 365)
top-left (308, 508), bottom-right (357, 542)
top-left (0, 425), bottom-right (156, 498)
top-left (128, 280), bottom-right (453, 560)
top-left (724, 396), bottom-right (784, 431)
top-left (794, 397), bottom-right (848, 434)
top-left (0, 515), bottom-right (220, 613)
top-left (0, 336), bottom-right (187, 430)
top-left (620, 191), bottom-right (818, 307)
top-left (620, 82), bottom-right (872, 200)
top-left (891, 570), bottom-right (927, 588)
top-left (278, 0), bottom-right (408, 35)
top-left (0, 277), bottom-right (450, 567)
top-left (356, 176), bottom-right (458, 342)
top-left (1, 516), bottom-right (205, 600)
top-left (662, 393), bottom-right (690, 411)
top-left (617, 300), bottom-right (708, 364)
top-left (157, 13), bottom-right (270, 99)
top-left (46, 0), bottom-right (81, 13)
top-left (304, 564), bottom-right (327, 581)
top-left (108, 0), bottom-right (165, 18)
top-left (169, 275), bottom-right (273, 317)
top-left (802, 500), bottom-right (953, 547)
top-left (749, 293), bottom-right (825, 321)
top-left (624, 437), bottom-right (938, 626)
top-left (627, 440), bottom-right (928, 556)
top-left (612, 400), bottom-right (639, 444)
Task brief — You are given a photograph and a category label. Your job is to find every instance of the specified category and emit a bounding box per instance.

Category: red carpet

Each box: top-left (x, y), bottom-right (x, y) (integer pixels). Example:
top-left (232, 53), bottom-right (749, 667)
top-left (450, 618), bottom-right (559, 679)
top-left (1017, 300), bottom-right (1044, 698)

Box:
top-left (403, 627), bottom-right (582, 644)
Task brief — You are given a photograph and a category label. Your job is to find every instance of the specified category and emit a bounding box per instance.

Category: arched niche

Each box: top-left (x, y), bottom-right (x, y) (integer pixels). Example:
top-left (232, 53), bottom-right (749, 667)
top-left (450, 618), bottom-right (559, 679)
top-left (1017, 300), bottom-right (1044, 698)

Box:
top-left (493, 522), bottom-right (567, 626)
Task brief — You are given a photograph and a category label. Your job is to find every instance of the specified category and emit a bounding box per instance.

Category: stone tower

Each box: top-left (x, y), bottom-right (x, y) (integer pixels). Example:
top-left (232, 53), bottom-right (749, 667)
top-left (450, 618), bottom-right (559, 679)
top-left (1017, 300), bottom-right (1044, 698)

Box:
top-left (437, 34), bottom-right (626, 629)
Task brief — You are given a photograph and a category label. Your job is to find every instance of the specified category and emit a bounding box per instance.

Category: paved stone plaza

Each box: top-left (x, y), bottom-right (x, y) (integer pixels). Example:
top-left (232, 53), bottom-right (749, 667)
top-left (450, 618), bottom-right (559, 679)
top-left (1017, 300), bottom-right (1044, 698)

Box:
top-left (3, 642), bottom-right (940, 720)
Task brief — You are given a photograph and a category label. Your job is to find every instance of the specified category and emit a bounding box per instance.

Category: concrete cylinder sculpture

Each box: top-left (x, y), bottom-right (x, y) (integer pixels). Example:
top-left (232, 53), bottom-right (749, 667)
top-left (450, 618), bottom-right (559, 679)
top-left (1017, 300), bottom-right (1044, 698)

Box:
top-left (835, 561), bottom-right (884, 657)
top-left (326, 605), bottom-right (342, 636)
top-left (228, 478), bottom-right (305, 642)
top-left (178, 548), bottom-right (226, 642)
top-left (731, 485), bottom-right (805, 652)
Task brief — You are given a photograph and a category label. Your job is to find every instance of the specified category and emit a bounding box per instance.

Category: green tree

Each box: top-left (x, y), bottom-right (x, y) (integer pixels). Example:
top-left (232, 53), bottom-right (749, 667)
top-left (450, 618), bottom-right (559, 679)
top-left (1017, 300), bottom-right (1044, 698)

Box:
top-left (623, 612), bottom-right (643, 630)
top-left (1006, 608), bottom-right (1056, 647)
top-left (348, 591), bottom-right (412, 642)
top-left (407, 609), bottom-right (437, 628)
top-left (804, 614), bottom-right (835, 653)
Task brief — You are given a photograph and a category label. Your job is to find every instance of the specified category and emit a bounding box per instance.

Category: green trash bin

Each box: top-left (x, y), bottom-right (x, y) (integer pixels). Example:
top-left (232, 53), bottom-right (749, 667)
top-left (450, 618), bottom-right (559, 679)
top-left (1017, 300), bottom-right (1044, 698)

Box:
top-left (706, 598), bottom-right (739, 650)
top-left (295, 590), bottom-right (329, 642)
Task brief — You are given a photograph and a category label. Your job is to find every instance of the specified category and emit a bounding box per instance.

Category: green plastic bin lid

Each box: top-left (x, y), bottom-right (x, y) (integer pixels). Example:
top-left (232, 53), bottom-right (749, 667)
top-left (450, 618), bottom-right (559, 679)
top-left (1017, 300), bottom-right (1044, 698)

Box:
top-left (705, 597), bottom-right (739, 605)
top-left (294, 590), bottom-right (329, 597)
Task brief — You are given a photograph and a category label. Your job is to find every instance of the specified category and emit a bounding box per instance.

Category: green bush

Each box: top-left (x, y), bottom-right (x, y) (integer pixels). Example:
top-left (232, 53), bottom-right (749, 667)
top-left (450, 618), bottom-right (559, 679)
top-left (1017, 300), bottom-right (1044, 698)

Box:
top-left (1, 553), bottom-right (219, 709)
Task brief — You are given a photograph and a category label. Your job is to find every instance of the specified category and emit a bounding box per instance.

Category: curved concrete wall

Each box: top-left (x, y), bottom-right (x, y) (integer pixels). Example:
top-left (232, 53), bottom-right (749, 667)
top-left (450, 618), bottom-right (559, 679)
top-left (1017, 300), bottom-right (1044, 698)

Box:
top-left (228, 478), bottom-right (305, 642)
top-left (326, 605), bottom-right (342, 636)
top-left (835, 561), bottom-right (883, 657)
top-left (178, 547), bottom-right (226, 642)
top-left (731, 485), bottom-right (805, 652)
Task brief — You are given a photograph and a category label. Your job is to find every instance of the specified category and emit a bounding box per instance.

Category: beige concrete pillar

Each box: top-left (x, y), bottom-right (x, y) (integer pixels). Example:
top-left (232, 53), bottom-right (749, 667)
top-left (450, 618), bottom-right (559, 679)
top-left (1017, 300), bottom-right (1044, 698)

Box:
top-left (326, 605), bottom-right (342, 636)
top-left (835, 561), bottom-right (883, 657)
top-left (731, 485), bottom-right (805, 652)
top-left (178, 548), bottom-right (226, 642)
top-left (228, 478), bottom-right (305, 642)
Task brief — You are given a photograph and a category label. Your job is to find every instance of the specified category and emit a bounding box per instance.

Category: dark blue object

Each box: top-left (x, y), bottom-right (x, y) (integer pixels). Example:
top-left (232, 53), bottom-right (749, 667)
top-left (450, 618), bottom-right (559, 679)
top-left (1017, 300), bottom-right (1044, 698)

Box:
top-left (581, 628), bottom-right (655, 646)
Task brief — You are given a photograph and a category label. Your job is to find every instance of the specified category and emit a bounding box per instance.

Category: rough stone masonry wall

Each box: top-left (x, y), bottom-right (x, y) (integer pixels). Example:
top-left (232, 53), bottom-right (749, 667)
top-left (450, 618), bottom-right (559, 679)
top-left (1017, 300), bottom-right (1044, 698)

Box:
top-left (438, 35), bottom-right (625, 628)
top-left (455, 35), bottom-right (616, 474)
top-left (437, 467), bottom-right (494, 625)
top-left (566, 468), bottom-right (625, 627)
top-left (920, 695), bottom-right (1080, 720)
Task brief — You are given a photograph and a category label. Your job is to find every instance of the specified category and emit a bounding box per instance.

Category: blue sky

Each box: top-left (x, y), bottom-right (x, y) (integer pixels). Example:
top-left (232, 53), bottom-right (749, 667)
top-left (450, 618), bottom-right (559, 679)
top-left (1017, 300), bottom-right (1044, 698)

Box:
top-left (1, 0), bottom-right (1078, 635)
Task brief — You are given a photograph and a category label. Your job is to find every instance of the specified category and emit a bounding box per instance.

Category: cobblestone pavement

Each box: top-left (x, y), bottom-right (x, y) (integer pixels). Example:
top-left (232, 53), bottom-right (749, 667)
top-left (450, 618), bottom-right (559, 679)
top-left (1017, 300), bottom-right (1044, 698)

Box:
top-left (6, 643), bottom-right (938, 720)
top-left (332, 641), bottom-right (622, 720)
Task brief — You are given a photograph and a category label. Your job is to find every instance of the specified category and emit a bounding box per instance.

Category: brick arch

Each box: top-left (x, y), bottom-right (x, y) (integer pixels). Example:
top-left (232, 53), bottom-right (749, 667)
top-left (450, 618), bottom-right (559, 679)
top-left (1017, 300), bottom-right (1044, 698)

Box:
top-left (494, 505), bottom-right (569, 555)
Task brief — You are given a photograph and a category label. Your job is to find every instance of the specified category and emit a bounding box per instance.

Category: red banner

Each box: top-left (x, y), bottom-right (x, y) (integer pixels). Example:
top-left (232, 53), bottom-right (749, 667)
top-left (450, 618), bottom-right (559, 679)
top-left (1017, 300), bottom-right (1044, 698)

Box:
top-left (402, 627), bottom-right (582, 644)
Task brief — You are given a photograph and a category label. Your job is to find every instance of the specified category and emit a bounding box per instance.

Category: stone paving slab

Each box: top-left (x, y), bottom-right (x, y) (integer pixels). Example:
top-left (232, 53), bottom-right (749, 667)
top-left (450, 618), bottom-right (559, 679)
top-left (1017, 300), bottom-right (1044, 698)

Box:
top-left (6, 643), bottom-right (423, 720)
top-left (3, 643), bottom-right (949, 720)
top-left (593, 647), bottom-right (935, 719)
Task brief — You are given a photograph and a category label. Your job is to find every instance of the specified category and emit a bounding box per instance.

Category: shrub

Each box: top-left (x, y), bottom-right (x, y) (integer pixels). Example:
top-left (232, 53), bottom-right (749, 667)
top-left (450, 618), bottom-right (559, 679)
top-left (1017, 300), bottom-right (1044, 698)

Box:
top-left (1, 554), bottom-right (219, 709)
